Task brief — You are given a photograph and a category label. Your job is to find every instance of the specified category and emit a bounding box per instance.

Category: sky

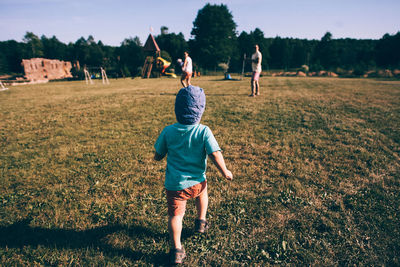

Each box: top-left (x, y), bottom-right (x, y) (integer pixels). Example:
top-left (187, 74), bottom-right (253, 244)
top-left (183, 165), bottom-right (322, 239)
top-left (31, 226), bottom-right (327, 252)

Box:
top-left (1, 0), bottom-right (399, 46)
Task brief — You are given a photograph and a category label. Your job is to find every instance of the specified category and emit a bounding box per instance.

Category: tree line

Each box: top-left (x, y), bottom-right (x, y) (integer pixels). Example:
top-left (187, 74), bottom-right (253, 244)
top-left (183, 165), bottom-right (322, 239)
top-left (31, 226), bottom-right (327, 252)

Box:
top-left (0, 3), bottom-right (399, 78)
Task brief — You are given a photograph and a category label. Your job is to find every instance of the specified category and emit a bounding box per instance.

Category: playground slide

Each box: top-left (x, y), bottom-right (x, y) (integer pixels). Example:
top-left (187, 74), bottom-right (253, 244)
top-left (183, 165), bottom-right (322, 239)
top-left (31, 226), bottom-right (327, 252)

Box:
top-left (156, 57), bottom-right (176, 78)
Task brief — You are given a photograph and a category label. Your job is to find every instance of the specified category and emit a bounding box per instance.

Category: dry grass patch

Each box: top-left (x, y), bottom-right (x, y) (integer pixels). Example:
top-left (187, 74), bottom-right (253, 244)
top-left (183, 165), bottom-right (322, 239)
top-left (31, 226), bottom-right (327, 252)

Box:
top-left (1, 76), bottom-right (399, 265)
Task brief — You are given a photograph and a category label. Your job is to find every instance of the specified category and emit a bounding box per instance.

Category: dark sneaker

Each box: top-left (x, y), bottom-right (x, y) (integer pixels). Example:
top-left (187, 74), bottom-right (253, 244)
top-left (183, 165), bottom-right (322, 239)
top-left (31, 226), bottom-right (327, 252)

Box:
top-left (170, 248), bottom-right (186, 264)
top-left (194, 219), bottom-right (210, 233)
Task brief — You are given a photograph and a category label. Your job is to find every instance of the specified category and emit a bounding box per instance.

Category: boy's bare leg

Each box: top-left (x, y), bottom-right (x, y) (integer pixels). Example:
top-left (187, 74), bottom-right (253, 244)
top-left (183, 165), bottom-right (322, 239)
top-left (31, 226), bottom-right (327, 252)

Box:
top-left (255, 81), bottom-right (260, 95)
top-left (250, 80), bottom-right (256, 96)
top-left (168, 215), bottom-right (184, 249)
top-left (195, 187), bottom-right (208, 220)
top-left (187, 75), bottom-right (191, 86)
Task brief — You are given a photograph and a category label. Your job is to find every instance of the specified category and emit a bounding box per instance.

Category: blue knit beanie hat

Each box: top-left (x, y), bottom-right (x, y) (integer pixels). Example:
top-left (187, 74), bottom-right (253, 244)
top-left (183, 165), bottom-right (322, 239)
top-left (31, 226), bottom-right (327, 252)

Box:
top-left (175, 85), bottom-right (206, 125)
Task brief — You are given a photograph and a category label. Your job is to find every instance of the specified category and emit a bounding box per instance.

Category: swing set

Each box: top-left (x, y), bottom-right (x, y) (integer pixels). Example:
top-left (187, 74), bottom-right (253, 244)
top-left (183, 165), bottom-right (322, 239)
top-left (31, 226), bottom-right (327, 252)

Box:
top-left (0, 80), bottom-right (9, 91)
top-left (83, 67), bottom-right (109, 85)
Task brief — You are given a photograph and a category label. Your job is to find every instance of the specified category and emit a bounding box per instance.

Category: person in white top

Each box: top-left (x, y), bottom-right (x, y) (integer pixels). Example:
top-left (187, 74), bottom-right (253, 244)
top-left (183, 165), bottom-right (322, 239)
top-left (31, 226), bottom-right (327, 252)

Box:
top-left (181, 51), bottom-right (193, 87)
top-left (250, 44), bottom-right (262, 97)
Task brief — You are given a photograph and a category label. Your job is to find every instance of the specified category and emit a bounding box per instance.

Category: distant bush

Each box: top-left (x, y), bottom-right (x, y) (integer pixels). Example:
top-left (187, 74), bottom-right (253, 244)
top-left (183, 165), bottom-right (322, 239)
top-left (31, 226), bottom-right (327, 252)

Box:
top-left (218, 63), bottom-right (229, 72)
top-left (70, 68), bottom-right (85, 80)
top-left (160, 51), bottom-right (172, 62)
top-left (353, 63), bottom-right (368, 76)
top-left (301, 65), bottom-right (309, 73)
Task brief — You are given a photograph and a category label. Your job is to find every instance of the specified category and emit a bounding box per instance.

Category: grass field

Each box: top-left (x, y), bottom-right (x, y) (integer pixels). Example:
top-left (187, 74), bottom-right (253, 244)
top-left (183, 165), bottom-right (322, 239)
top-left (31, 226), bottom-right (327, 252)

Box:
top-left (0, 76), bottom-right (399, 266)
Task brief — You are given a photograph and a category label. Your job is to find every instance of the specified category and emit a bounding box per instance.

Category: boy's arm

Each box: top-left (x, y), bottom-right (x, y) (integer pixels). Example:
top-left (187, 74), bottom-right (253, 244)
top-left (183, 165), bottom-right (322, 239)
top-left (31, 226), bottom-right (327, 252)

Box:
top-left (182, 58), bottom-right (188, 70)
top-left (208, 151), bottom-right (233, 180)
top-left (252, 56), bottom-right (261, 64)
top-left (154, 151), bottom-right (165, 161)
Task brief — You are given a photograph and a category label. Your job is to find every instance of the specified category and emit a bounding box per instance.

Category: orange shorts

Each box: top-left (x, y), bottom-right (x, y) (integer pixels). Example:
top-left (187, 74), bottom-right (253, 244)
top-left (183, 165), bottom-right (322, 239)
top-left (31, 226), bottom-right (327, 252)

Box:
top-left (166, 180), bottom-right (207, 216)
top-left (252, 71), bottom-right (261, 81)
top-left (181, 71), bottom-right (192, 80)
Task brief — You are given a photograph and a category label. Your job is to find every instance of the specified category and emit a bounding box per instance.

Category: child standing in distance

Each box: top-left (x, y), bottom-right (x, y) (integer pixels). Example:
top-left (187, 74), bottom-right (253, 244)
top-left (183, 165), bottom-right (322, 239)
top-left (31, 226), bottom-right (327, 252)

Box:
top-left (154, 85), bottom-right (233, 264)
top-left (180, 51), bottom-right (193, 87)
top-left (250, 44), bottom-right (262, 97)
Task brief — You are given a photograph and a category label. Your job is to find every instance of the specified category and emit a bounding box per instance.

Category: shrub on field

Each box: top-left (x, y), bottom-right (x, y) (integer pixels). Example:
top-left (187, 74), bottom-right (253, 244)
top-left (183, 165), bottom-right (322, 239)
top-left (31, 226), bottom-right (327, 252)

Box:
top-left (218, 63), bottom-right (229, 73)
top-left (301, 64), bottom-right (309, 73)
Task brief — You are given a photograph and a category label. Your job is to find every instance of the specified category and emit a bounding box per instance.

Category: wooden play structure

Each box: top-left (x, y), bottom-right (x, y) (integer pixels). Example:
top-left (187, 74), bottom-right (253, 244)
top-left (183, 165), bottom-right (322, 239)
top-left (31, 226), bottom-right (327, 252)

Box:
top-left (142, 34), bottom-right (160, 78)
top-left (0, 81), bottom-right (9, 91)
top-left (83, 66), bottom-right (110, 85)
top-left (141, 34), bottom-right (175, 78)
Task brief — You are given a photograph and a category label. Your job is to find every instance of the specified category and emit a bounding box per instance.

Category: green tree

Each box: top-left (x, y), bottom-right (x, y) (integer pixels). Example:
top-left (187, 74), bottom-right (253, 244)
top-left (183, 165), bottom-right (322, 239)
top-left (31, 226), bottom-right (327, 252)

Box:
top-left (291, 39), bottom-right (308, 68)
top-left (269, 37), bottom-right (291, 69)
top-left (237, 31), bottom-right (254, 72)
top-left (72, 37), bottom-right (91, 66)
top-left (0, 40), bottom-right (25, 74)
top-left (88, 38), bottom-right (105, 67)
top-left (23, 32), bottom-right (44, 58)
top-left (190, 3), bottom-right (237, 70)
top-left (376, 32), bottom-right (400, 68)
top-left (132, 36), bottom-right (142, 46)
top-left (237, 28), bottom-right (270, 72)
top-left (70, 35), bottom-right (108, 68)
top-left (41, 35), bottom-right (67, 60)
top-left (314, 32), bottom-right (340, 69)
top-left (0, 50), bottom-right (8, 74)
top-left (116, 37), bottom-right (144, 77)
top-left (251, 28), bottom-right (269, 59)
top-left (155, 30), bottom-right (188, 61)
top-left (100, 43), bottom-right (117, 70)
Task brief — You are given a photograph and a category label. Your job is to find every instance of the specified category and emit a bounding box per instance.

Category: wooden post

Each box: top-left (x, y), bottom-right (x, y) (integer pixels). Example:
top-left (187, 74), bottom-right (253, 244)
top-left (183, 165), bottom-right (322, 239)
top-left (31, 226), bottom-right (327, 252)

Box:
top-left (84, 68), bottom-right (93, 85)
top-left (0, 81), bottom-right (9, 91)
top-left (101, 67), bottom-right (109, 84)
top-left (142, 56), bottom-right (154, 78)
top-left (240, 53), bottom-right (246, 80)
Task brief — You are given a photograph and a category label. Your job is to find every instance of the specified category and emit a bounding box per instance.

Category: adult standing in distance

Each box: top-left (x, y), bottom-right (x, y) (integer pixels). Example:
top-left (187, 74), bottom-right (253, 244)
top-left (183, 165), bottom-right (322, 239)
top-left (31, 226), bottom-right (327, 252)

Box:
top-left (181, 51), bottom-right (193, 87)
top-left (250, 44), bottom-right (262, 97)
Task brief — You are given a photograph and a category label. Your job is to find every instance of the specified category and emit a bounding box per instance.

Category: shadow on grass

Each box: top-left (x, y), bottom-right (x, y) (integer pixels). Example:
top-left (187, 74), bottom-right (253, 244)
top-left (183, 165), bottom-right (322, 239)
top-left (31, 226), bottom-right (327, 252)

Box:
top-left (210, 78), bottom-right (242, 81)
top-left (160, 92), bottom-right (247, 97)
top-left (0, 218), bottom-right (173, 266)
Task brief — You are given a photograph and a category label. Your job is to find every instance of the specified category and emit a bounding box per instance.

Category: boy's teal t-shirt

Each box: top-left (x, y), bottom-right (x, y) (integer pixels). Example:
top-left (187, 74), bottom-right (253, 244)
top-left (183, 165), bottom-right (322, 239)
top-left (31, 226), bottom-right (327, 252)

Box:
top-left (154, 123), bottom-right (220, 191)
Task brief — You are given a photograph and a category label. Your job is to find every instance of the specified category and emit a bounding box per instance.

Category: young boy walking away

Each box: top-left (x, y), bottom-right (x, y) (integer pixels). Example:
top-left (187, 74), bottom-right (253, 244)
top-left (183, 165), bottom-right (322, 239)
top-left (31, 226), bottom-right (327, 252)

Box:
top-left (180, 51), bottom-right (193, 87)
top-left (154, 85), bottom-right (233, 264)
top-left (250, 44), bottom-right (262, 97)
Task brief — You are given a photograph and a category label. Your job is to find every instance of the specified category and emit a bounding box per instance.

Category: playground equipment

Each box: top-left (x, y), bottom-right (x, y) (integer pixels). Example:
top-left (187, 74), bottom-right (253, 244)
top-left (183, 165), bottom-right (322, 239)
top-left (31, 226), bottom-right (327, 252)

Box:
top-left (0, 81), bottom-right (9, 91)
top-left (142, 34), bottom-right (160, 78)
top-left (156, 56), bottom-right (170, 74)
top-left (84, 67), bottom-right (109, 85)
top-left (156, 57), bottom-right (177, 78)
top-left (101, 67), bottom-right (110, 84)
top-left (141, 34), bottom-right (176, 78)
top-left (84, 68), bottom-right (93, 85)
